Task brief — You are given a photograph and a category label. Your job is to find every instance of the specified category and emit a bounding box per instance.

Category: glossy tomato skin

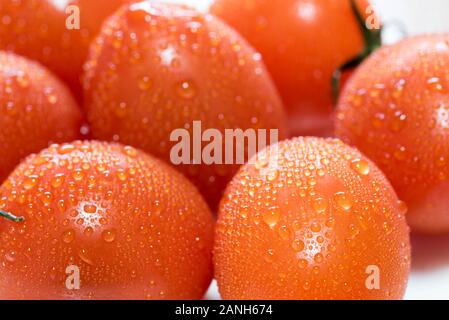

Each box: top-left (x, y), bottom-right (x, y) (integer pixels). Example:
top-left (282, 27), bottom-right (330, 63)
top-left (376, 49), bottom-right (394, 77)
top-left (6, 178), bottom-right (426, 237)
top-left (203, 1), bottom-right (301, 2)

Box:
top-left (0, 51), bottom-right (82, 183)
top-left (215, 137), bottom-right (410, 299)
top-left (0, 0), bottom-right (131, 97)
top-left (335, 35), bottom-right (449, 234)
top-left (0, 141), bottom-right (214, 299)
top-left (83, 1), bottom-right (287, 210)
top-left (211, 0), bottom-right (372, 137)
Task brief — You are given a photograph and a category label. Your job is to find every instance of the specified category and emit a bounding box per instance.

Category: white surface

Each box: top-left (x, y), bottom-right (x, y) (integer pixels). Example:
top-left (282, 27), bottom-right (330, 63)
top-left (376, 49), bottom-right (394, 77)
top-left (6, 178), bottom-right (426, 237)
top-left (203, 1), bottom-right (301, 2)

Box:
top-left (405, 234), bottom-right (449, 300)
top-left (167, 0), bottom-right (449, 300)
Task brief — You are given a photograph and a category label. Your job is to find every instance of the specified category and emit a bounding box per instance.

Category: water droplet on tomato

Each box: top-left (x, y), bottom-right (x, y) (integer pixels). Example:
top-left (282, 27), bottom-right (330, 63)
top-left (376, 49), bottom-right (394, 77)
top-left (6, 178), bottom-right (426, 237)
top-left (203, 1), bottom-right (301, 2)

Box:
top-left (351, 159), bottom-right (370, 175)
top-left (175, 80), bottom-right (197, 99)
top-left (312, 197), bottom-right (327, 214)
top-left (102, 229), bottom-right (117, 243)
top-left (62, 229), bottom-right (75, 244)
top-left (292, 239), bottom-right (305, 252)
top-left (262, 209), bottom-right (280, 228)
top-left (334, 192), bottom-right (352, 211)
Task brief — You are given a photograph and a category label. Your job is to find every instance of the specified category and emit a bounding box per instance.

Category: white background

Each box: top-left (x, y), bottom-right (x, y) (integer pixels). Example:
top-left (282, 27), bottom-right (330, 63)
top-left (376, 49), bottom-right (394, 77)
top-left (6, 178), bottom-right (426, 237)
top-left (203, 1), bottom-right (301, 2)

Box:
top-left (163, 0), bottom-right (449, 300)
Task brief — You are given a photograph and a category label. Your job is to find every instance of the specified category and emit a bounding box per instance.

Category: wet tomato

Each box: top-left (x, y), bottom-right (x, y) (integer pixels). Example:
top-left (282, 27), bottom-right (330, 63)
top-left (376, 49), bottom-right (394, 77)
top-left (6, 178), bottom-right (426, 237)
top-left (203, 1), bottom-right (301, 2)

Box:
top-left (335, 35), bottom-right (449, 234)
top-left (0, 51), bottom-right (82, 183)
top-left (214, 137), bottom-right (410, 299)
top-left (211, 0), bottom-right (375, 136)
top-left (0, 0), bottom-right (131, 97)
top-left (0, 141), bottom-right (214, 299)
top-left (83, 1), bottom-right (287, 209)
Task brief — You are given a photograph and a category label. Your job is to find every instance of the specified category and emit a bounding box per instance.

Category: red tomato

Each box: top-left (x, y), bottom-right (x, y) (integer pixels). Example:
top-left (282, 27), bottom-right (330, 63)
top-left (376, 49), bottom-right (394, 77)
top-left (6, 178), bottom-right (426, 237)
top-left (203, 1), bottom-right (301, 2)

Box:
top-left (83, 1), bottom-right (287, 209)
top-left (0, 0), bottom-right (131, 98)
top-left (335, 34), bottom-right (449, 234)
top-left (215, 137), bottom-right (410, 299)
top-left (0, 51), bottom-right (82, 183)
top-left (0, 141), bottom-right (214, 299)
top-left (211, 0), bottom-right (377, 136)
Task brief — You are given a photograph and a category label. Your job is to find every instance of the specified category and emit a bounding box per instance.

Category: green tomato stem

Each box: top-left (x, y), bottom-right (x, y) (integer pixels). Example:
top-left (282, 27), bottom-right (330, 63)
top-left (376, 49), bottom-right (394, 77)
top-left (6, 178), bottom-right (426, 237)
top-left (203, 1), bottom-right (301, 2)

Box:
top-left (0, 210), bottom-right (25, 223)
top-left (332, 0), bottom-right (383, 103)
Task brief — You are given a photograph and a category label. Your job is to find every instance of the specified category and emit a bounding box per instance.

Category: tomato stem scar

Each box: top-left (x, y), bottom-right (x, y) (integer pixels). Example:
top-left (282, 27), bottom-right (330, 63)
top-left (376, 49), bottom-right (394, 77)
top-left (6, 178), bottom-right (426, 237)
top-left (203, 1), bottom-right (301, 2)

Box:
top-left (332, 0), bottom-right (382, 103)
top-left (0, 210), bottom-right (25, 223)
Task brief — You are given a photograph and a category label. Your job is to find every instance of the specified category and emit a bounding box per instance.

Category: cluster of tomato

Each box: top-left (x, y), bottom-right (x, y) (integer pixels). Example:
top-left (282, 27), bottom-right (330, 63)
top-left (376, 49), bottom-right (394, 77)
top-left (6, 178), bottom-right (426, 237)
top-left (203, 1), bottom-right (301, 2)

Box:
top-left (0, 0), bottom-right (447, 300)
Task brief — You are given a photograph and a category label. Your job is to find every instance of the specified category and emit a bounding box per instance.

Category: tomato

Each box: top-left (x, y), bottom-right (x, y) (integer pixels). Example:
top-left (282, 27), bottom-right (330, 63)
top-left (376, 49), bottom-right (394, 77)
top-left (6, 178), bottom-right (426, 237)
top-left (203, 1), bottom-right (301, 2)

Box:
top-left (214, 137), bottom-right (410, 299)
top-left (0, 141), bottom-right (214, 299)
top-left (83, 1), bottom-right (287, 209)
top-left (0, 51), bottom-right (82, 183)
top-left (0, 0), bottom-right (131, 98)
top-left (335, 35), bottom-right (449, 234)
top-left (210, 0), bottom-right (376, 137)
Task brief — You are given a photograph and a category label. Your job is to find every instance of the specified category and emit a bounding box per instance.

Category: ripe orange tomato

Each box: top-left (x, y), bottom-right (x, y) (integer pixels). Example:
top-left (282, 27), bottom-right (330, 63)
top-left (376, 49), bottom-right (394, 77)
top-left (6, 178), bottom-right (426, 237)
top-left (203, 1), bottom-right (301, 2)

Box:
top-left (0, 51), bottom-right (82, 183)
top-left (83, 1), bottom-right (287, 209)
top-left (0, 0), bottom-right (131, 98)
top-left (214, 137), bottom-right (410, 299)
top-left (211, 0), bottom-right (376, 136)
top-left (335, 35), bottom-right (449, 234)
top-left (0, 141), bottom-right (214, 299)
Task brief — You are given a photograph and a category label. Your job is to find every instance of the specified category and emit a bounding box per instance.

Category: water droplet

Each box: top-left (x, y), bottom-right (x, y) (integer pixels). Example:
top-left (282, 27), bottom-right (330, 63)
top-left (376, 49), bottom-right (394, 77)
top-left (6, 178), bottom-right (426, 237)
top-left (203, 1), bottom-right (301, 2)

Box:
top-left (265, 249), bottom-right (275, 263)
top-left (393, 79), bottom-right (406, 98)
top-left (298, 258), bottom-right (308, 269)
top-left (312, 198), bottom-right (328, 214)
top-left (23, 175), bottom-right (38, 190)
top-left (83, 204), bottom-right (97, 214)
top-left (16, 74), bottom-right (30, 88)
top-left (310, 222), bottom-right (321, 233)
top-left (51, 173), bottom-right (65, 188)
top-left (102, 229), bottom-right (117, 243)
top-left (124, 146), bottom-right (137, 157)
top-left (393, 145), bottom-right (407, 161)
top-left (303, 281), bottom-right (311, 291)
top-left (175, 80), bottom-right (197, 99)
top-left (397, 200), bottom-right (408, 214)
top-left (334, 192), bottom-right (353, 211)
top-left (314, 253), bottom-right (323, 263)
top-left (278, 225), bottom-right (290, 240)
top-left (4, 251), bottom-right (16, 263)
top-left (114, 102), bottom-right (128, 118)
top-left (116, 169), bottom-right (127, 181)
top-left (58, 144), bottom-right (75, 155)
top-left (262, 209), bottom-right (280, 228)
top-left (62, 229), bottom-right (75, 244)
top-left (84, 227), bottom-right (94, 237)
top-left (255, 156), bottom-right (268, 170)
top-left (78, 249), bottom-right (93, 265)
top-left (47, 94), bottom-right (58, 104)
top-left (72, 170), bottom-right (85, 181)
top-left (436, 156), bottom-right (446, 168)
top-left (312, 266), bottom-right (320, 275)
top-left (292, 239), bottom-right (305, 252)
top-left (351, 159), bottom-right (370, 175)
top-left (389, 111), bottom-right (407, 132)
top-left (138, 76), bottom-right (152, 91)
top-left (325, 218), bottom-right (335, 228)
top-left (266, 169), bottom-right (279, 182)
top-left (372, 112), bottom-right (385, 128)
top-left (348, 224), bottom-right (359, 238)
top-left (427, 77), bottom-right (444, 92)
